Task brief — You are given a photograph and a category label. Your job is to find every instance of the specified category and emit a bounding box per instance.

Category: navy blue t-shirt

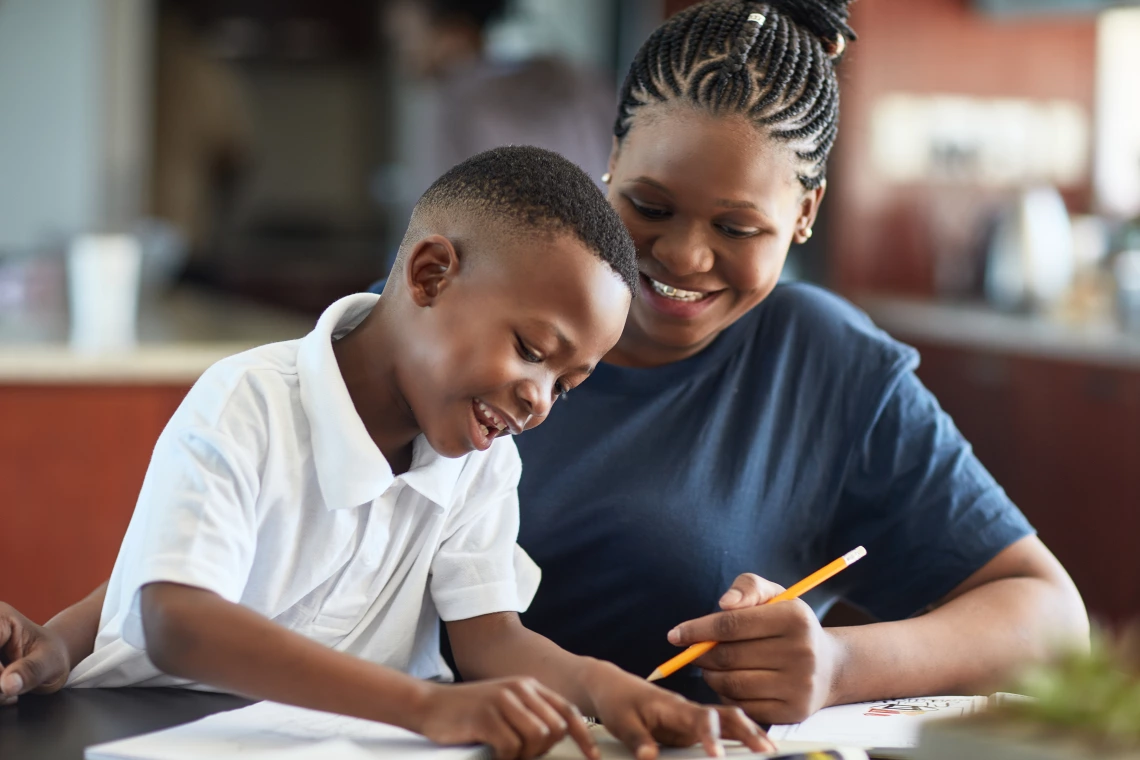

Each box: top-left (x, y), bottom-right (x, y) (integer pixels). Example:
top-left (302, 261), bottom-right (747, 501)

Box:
top-left (512, 284), bottom-right (1032, 701)
top-left (368, 280), bottom-right (1033, 701)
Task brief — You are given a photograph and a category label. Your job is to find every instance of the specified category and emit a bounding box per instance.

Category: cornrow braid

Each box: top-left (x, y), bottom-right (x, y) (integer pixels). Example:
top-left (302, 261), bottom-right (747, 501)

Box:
top-left (615, 0), bottom-right (857, 190)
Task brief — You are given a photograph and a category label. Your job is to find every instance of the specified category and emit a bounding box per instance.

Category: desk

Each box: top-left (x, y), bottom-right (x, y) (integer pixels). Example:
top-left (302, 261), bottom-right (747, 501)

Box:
top-left (0, 688), bottom-right (252, 759)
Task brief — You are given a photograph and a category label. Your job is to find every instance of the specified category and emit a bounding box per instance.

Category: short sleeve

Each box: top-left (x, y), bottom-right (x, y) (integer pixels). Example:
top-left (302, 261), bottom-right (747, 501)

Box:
top-left (117, 425), bottom-right (260, 648)
top-left (827, 369), bottom-right (1035, 621)
top-left (430, 441), bottom-right (541, 621)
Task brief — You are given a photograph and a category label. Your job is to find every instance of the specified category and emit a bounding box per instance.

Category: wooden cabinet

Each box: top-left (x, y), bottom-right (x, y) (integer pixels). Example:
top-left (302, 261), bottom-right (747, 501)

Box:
top-left (912, 343), bottom-right (1140, 627)
top-left (0, 385), bottom-right (190, 624)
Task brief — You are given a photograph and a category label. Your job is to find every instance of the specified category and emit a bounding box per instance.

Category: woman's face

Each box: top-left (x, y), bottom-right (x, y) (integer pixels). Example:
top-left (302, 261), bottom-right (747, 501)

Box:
top-left (605, 104), bottom-right (825, 368)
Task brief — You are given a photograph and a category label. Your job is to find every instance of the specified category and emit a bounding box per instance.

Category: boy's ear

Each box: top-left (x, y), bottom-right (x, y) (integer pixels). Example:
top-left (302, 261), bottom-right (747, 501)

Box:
top-left (404, 235), bottom-right (459, 307)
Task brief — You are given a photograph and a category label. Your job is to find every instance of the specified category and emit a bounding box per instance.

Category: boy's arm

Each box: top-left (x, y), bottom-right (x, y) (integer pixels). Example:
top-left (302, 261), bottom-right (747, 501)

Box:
top-left (0, 580), bottom-right (108, 702)
top-left (140, 582), bottom-right (597, 760)
top-left (140, 582), bottom-right (430, 725)
top-left (446, 612), bottom-right (773, 759)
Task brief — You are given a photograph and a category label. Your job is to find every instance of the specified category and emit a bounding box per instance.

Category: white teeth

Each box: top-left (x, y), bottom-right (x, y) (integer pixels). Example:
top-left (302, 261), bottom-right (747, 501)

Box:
top-left (475, 400), bottom-right (508, 435)
top-left (649, 277), bottom-right (708, 302)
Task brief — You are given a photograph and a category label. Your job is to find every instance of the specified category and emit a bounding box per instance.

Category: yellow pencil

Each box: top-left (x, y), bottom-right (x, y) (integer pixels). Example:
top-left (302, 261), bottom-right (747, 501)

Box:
top-left (646, 546), bottom-right (867, 682)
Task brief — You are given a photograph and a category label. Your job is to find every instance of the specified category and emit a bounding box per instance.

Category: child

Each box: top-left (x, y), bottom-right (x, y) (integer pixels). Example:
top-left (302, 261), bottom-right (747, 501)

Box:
top-left (46, 147), bottom-right (768, 760)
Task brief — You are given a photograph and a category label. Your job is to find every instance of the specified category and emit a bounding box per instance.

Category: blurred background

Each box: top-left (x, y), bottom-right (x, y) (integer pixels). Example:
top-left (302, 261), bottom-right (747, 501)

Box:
top-left (1, 0), bottom-right (1138, 629)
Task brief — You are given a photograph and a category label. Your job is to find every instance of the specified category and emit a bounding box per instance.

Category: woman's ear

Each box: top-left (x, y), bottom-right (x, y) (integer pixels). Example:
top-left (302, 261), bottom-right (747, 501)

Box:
top-left (605, 138), bottom-right (619, 182)
top-left (404, 235), bottom-right (459, 307)
top-left (794, 180), bottom-right (827, 245)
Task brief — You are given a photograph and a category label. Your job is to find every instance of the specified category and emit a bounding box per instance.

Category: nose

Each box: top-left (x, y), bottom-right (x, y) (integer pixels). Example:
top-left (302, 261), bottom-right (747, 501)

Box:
top-left (651, 220), bottom-right (715, 277)
top-left (515, 376), bottom-right (555, 426)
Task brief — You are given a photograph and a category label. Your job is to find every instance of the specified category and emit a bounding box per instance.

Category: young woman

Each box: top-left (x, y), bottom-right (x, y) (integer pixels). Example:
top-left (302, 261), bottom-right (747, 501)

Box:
top-left (1, 0), bottom-right (1087, 725)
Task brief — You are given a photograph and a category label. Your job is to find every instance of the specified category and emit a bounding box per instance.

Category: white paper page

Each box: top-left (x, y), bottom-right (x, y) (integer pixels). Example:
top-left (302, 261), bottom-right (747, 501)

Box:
top-left (544, 726), bottom-right (868, 759)
top-left (85, 701), bottom-right (490, 760)
top-left (766, 697), bottom-right (987, 751)
top-left (218, 738), bottom-right (394, 760)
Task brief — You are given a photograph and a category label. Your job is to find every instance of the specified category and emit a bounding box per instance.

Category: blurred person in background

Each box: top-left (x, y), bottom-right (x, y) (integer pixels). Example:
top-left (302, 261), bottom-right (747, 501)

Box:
top-left (150, 0), bottom-right (254, 284)
top-left (381, 0), bottom-right (614, 229)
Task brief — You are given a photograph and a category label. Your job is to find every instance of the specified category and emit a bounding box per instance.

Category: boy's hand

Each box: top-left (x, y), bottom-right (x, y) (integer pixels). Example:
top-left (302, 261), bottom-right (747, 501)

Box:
top-left (416, 677), bottom-right (599, 760)
top-left (0, 602), bottom-right (71, 706)
top-left (585, 662), bottom-right (773, 760)
top-left (667, 573), bottom-right (843, 724)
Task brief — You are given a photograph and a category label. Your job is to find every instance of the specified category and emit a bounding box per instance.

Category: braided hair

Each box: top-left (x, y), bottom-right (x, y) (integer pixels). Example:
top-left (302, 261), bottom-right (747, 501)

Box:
top-left (615, 0), bottom-right (857, 190)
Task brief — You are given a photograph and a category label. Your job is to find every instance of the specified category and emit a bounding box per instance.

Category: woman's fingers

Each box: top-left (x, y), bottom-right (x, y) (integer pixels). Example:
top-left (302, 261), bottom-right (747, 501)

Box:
top-left (718, 574), bottom-right (786, 610)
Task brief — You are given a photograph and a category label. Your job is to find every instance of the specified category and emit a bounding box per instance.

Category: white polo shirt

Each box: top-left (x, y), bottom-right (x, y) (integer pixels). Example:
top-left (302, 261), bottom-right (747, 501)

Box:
top-left (68, 293), bottom-right (540, 689)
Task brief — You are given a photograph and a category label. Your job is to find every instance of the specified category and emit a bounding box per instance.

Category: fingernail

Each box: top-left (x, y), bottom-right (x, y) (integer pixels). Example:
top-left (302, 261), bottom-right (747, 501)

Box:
top-left (667, 627), bottom-right (681, 644)
top-left (1, 673), bottom-right (23, 696)
top-left (719, 589), bottom-right (743, 607)
top-left (636, 745), bottom-right (656, 760)
top-left (713, 743), bottom-right (725, 758)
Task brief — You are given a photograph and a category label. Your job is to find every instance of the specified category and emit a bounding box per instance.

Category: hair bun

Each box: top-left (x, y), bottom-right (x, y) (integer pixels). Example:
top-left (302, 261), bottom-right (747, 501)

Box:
top-left (762, 0), bottom-right (857, 48)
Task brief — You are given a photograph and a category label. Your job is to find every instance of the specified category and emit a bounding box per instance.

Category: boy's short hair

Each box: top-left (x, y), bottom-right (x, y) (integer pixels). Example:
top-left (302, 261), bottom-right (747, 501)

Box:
top-left (403, 145), bottom-right (639, 295)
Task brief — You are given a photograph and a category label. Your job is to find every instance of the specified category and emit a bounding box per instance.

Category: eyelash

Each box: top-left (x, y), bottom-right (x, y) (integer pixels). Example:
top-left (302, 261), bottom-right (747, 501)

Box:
top-left (628, 197), bottom-right (759, 239)
top-left (516, 336), bottom-right (570, 400)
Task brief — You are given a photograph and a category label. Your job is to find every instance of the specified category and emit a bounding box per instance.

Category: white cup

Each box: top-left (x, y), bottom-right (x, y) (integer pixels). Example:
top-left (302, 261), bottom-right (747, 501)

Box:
top-left (68, 234), bottom-right (142, 353)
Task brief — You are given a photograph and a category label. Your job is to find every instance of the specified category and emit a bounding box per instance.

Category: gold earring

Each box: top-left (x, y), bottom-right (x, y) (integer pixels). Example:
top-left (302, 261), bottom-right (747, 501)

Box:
top-left (601, 172), bottom-right (612, 184)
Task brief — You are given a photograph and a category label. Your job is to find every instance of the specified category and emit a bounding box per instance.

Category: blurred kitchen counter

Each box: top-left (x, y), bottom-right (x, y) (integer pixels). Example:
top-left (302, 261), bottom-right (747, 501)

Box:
top-left (0, 288), bottom-right (318, 623)
top-left (858, 294), bottom-right (1140, 369)
top-left (0, 287), bottom-right (315, 383)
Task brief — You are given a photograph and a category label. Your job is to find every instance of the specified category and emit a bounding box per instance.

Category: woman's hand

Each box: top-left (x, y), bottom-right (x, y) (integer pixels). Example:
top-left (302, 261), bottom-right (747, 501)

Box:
top-left (584, 660), bottom-right (773, 760)
top-left (415, 678), bottom-right (597, 760)
top-left (0, 602), bottom-right (72, 705)
top-left (666, 574), bottom-right (845, 725)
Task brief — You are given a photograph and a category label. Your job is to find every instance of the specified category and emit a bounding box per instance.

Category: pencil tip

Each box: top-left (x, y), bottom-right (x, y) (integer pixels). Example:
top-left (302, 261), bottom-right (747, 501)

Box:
top-left (646, 670), bottom-right (663, 682)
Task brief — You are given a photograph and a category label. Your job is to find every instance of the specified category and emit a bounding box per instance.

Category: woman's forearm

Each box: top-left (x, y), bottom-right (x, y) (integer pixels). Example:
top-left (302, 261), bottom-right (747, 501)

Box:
top-left (829, 570), bottom-right (1088, 704)
top-left (44, 580), bottom-right (108, 670)
top-left (140, 582), bottom-right (433, 730)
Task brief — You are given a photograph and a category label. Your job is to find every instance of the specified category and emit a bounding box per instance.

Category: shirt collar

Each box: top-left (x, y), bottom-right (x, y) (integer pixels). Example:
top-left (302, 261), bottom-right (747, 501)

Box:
top-left (399, 435), bottom-right (468, 510)
top-left (297, 293), bottom-right (467, 511)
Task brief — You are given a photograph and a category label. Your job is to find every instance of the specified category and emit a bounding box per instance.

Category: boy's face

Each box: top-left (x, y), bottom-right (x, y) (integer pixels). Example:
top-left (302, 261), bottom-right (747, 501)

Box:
top-left (398, 229), bottom-right (630, 458)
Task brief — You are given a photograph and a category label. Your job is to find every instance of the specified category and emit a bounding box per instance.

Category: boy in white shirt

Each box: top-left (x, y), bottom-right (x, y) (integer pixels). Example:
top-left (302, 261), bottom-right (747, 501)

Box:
top-left (27, 147), bottom-right (767, 759)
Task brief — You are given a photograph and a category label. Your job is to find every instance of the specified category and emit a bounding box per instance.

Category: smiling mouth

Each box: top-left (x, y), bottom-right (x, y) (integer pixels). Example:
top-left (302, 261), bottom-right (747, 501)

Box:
top-left (646, 275), bottom-right (714, 302)
top-left (473, 398), bottom-right (510, 439)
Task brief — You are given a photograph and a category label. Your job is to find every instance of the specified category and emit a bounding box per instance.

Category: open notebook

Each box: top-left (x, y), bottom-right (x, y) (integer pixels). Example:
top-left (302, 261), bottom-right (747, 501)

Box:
top-left (767, 694), bottom-right (1027, 760)
top-left (85, 700), bottom-right (868, 760)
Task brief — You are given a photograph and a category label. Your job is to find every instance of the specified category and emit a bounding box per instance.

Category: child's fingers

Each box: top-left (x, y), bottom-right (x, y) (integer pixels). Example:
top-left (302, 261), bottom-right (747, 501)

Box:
top-left (694, 706), bottom-right (723, 758)
top-left (0, 666), bottom-right (25, 698)
top-left (713, 705), bottom-right (774, 754)
top-left (718, 574), bottom-right (786, 610)
top-left (606, 713), bottom-right (660, 760)
top-left (532, 684), bottom-right (599, 760)
top-left (650, 702), bottom-right (723, 758)
top-left (495, 688), bottom-right (559, 759)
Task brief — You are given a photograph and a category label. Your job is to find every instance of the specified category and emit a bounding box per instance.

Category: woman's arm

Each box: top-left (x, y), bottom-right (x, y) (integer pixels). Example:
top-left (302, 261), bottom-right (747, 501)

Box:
top-left (666, 535), bottom-right (1088, 724)
top-left (0, 580), bottom-right (108, 702)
